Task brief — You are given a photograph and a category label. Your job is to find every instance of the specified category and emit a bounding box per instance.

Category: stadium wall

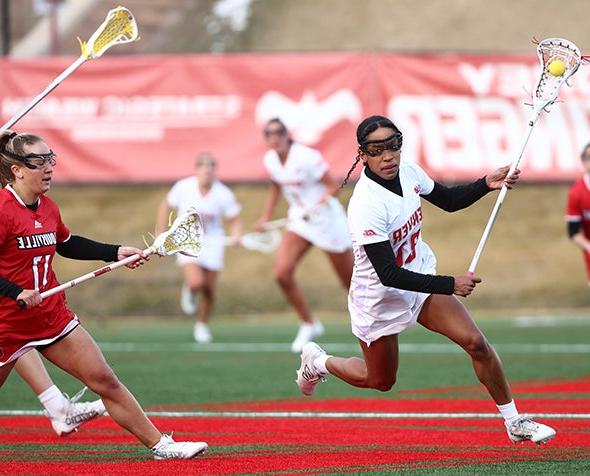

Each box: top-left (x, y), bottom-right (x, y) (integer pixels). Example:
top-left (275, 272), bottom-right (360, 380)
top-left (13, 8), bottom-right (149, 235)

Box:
top-left (1, 52), bottom-right (588, 183)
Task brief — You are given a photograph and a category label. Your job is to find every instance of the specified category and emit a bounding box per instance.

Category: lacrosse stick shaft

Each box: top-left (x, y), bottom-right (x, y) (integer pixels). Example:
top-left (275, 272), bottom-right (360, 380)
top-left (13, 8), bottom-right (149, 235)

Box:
top-left (223, 236), bottom-right (238, 246)
top-left (263, 218), bottom-right (288, 230)
top-left (1, 56), bottom-right (87, 130)
top-left (17, 247), bottom-right (152, 309)
top-left (467, 113), bottom-right (540, 275)
top-left (263, 200), bottom-right (328, 231)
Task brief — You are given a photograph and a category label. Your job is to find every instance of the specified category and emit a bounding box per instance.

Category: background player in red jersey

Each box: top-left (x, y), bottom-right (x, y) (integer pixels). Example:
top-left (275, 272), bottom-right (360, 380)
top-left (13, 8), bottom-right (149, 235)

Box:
top-left (565, 143), bottom-right (590, 285)
top-left (0, 130), bottom-right (208, 459)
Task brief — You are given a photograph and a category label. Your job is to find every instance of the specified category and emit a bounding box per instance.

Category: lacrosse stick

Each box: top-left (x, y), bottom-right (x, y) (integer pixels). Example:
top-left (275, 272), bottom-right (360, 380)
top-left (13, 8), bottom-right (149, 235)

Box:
top-left (224, 228), bottom-right (282, 253)
top-left (261, 217), bottom-right (288, 230)
top-left (468, 38), bottom-right (583, 275)
top-left (17, 210), bottom-right (203, 309)
top-left (2, 6), bottom-right (138, 130)
top-left (261, 200), bottom-right (330, 231)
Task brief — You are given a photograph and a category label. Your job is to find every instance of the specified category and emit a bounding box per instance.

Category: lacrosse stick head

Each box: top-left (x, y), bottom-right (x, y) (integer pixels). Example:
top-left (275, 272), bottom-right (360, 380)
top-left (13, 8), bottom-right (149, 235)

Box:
top-left (241, 229), bottom-right (281, 254)
top-left (533, 38), bottom-right (581, 111)
top-left (79, 6), bottom-right (139, 59)
top-left (151, 210), bottom-right (204, 258)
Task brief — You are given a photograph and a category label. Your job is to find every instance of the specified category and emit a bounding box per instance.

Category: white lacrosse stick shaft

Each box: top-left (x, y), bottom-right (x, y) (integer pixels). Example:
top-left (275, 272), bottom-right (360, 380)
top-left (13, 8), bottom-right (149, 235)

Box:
top-left (1, 7), bottom-right (138, 131)
top-left (1, 57), bottom-right (87, 130)
top-left (467, 112), bottom-right (540, 275)
top-left (17, 210), bottom-right (202, 308)
top-left (262, 200), bottom-right (328, 231)
top-left (262, 217), bottom-right (288, 230)
top-left (468, 38), bottom-right (582, 275)
top-left (17, 248), bottom-right (152, 309)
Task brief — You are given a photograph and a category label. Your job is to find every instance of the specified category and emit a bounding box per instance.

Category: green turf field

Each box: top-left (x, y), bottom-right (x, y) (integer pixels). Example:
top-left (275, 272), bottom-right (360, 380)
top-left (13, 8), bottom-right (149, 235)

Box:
top-left (1, 313), bottom-right (588, 409)
top-left (1, 314), bottom-right (589, 474)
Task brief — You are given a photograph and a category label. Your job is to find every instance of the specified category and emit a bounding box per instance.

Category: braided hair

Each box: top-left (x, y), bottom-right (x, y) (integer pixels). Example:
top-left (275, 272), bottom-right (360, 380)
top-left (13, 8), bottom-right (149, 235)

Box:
top-left (339, 115), bottom-right (401, 189)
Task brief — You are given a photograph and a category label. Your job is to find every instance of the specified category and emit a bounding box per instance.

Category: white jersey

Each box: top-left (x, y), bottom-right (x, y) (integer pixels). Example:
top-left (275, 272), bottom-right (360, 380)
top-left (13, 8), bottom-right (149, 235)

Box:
top-left (347, 162), bottom-right (437, 333)
top-left (167, 177), bottom-right (240, 237)
top-left (263, 142), bottom-right (351, 252)
top-left (167, 177), bottom-right (240, 271)
top-left (263, 142), bottom-right (329, 220)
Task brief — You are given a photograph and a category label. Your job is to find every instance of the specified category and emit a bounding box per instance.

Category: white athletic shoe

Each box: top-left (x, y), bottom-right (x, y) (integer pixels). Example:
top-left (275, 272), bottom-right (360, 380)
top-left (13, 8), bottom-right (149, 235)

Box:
top-left (505, 416), bottom-right (556, 444)
top-left (193, 322), bottom-right (212, 343)
top-left (180, 285), bottom-right (197, 315)
top-left (49, 387), bottom-right (106, 436)
top-left (296, 341), bottom-right (327, 396)
top-left (291, 320), bottom-right (325, 353)
top-left (152, 433), bottom-right (208, 460)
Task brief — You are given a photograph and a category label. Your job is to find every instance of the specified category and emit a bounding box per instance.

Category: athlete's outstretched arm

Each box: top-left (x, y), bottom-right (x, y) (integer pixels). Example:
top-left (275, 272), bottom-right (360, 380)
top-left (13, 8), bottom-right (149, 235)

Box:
top-left (422, 178), bottom-right (490, 212)
top-left (422, 165), bottom-right (520, 212)
top-left (364, 241), bottom-right (480, 297)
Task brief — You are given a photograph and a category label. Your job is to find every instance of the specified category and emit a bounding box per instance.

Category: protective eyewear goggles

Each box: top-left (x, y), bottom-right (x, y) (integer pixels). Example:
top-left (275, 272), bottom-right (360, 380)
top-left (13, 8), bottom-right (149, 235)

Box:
top-left (263, 127), bottom-right (287, 138)
top-left (360, 132), bottom-right (403, 157)
top-left (4, 149), bottom-right (57, 169)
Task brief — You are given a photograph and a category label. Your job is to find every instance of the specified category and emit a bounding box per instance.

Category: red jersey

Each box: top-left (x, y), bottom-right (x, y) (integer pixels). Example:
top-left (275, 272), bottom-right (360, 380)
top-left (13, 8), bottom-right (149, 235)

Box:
top-left (565, 174), bottom-right (590, 239)
top-left (0, 186), bottom-right (75, 362)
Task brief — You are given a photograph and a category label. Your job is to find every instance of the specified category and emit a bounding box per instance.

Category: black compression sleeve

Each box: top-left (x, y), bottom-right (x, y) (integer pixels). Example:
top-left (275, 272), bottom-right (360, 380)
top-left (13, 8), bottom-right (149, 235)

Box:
top-left (422, 178), bottom-right (491, 212)
top-left (568, 220), bottom-right (582, 238)
top-left (363, 241), bottom-right (454, 294)
top-left (56, 235), bottom-right (120, 262)
top-left (0, 276), bottom-right (23, 300)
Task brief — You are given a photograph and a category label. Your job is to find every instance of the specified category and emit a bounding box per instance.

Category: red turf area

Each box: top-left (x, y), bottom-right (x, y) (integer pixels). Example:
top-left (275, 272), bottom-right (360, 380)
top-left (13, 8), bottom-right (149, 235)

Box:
top-left (1, 409), bottom-right (589, 474)
top-left (1, 379), bottom-right (589, 474)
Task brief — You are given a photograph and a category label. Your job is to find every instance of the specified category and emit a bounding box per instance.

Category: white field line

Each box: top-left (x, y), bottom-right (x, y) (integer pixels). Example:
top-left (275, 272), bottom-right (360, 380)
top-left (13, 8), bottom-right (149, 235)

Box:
top-left (0, 409), bottom-right (588, 419)
top-left (94, 342), bottom-right (590, 354)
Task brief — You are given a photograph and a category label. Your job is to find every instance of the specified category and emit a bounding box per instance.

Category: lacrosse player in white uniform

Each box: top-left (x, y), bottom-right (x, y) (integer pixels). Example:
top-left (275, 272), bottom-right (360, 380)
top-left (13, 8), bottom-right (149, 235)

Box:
top-left (255, 118), bottom-right (353, 353)
top-left (295, 115), bottom-right (556, 445)
top-left (157, 153), bottom-right (242, 343)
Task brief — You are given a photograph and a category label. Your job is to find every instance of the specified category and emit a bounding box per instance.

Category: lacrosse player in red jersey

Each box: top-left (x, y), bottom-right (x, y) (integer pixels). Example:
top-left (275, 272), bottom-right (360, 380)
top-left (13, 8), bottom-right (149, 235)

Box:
top-left (156, 152), bottom-right (242, 343)
top-left (0, 130), bottom-right (208, 459)
top-left (255, 118), bottom-right (353, 353)
top-left (565, 143), bottom-right (590, 285)
top-left (295, 115), bottom-right (556, 445)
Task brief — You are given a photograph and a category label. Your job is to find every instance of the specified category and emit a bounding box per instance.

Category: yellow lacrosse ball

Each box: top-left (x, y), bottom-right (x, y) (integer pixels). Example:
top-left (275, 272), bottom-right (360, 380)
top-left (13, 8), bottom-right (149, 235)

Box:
top-left (548, 59), bottom-right (566, 77)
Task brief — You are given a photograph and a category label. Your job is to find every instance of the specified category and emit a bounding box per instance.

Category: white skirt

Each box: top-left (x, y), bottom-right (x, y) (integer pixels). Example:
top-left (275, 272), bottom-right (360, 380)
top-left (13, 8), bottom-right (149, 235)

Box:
top-left (176, 236), bottom-right (225, 271)
top-left (349, 254), bottom-right (437, 346)
top-left (287, 198), bottom-right (351, 253)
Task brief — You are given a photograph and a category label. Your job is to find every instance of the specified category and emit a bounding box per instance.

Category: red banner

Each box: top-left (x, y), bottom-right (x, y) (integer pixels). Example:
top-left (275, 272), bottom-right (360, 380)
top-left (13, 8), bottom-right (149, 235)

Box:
top-left (1, 52), bottom-right (589, 183)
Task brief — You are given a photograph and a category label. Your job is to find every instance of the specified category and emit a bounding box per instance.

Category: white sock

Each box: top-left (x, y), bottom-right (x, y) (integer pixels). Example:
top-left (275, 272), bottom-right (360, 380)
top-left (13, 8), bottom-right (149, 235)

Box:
top-left (313, 353), bottom-right (331, 375)
top-left (152, 434), bottom-right (168, 450)
top-left (497, 400), bottom-right (519, 424)
top-left (38, 385), bottom-right (68, 419)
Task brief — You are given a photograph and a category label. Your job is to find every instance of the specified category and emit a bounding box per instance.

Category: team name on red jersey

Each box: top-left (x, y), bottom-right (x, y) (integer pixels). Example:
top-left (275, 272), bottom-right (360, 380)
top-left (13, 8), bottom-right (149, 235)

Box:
top-left (391, 207), bottom-right (423, 245)
top-left (16, 232), bottom-right (57, 250)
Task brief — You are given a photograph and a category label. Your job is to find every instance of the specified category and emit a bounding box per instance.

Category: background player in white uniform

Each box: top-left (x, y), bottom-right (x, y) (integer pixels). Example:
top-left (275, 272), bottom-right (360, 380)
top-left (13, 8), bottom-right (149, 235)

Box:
top-left (255, 118), bottom-right (353, 353)
top-left (295, 115), bottom-right (556, 445)
top-left (157, 152), bottom-right (242, 343)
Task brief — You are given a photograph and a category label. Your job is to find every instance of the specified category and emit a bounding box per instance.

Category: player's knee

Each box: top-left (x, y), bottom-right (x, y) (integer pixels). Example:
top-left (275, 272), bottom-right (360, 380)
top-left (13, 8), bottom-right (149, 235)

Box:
top-left (369, 375), bottom-right (396, 392)
top-left (87, 367), bottom-right (122, 395)
top-left (274, 268), bottom-right (294, 287)
top-left (462, 333), bottom-right (491, 358)
top-left (187, 282), bottom-right (203, 294)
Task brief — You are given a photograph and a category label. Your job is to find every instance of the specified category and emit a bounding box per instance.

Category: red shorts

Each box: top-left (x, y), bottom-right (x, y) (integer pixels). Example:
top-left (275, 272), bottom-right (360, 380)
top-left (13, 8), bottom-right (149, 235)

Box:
top-left (0, 310), bottom-right (78, 367)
